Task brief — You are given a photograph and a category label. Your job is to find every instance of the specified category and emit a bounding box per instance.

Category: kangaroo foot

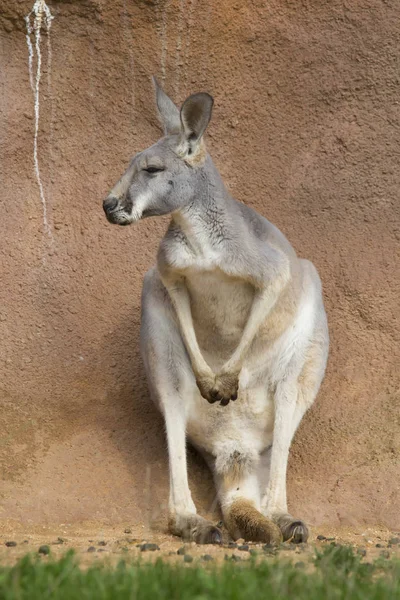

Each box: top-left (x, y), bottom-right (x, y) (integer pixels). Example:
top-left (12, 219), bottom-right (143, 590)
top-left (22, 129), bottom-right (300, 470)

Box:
top-left (227, 499), bottom-right (283, 544)
top-left (275, 514), bottom-right (309, 543)
top-left (169, 513), bottom-right (222, 544)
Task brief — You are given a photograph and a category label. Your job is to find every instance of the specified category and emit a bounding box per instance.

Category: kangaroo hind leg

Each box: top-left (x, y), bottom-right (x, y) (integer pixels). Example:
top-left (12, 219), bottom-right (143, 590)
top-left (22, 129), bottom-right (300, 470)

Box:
top-left (141, 270), bottom-right (222, 544)
top-left (214, 448), bottom-right (282, 545)
top-left (261, 328), bottom-right (328, 543)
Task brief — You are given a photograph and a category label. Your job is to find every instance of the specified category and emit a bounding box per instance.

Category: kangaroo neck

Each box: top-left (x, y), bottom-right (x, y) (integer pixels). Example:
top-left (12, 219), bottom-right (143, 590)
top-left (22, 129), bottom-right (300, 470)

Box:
top-left (172, 156), bottom-right (232, 250)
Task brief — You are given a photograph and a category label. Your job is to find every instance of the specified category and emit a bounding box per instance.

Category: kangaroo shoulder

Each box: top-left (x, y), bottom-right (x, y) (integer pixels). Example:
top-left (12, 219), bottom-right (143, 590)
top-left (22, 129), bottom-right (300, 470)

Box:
top-left (157, 221), bottom-right (193, 272)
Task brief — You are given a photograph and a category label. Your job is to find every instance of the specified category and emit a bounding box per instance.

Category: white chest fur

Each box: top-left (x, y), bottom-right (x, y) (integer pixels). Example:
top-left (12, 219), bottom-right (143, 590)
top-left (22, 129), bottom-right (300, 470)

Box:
top-left (185, 268), bottom-right (255, 365)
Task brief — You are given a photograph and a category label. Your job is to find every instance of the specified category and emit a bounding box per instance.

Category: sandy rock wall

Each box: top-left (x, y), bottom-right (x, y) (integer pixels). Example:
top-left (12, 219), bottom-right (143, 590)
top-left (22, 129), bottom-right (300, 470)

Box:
top-left (0, 0), bottom-right (399, 529)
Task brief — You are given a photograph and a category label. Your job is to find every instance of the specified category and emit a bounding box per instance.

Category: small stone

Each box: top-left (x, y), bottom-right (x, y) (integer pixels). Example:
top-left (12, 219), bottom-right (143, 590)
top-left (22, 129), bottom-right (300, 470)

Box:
top-left (325, 537), bottom-right (336, 541)
top-left (389, 537), bottom-right (400, 545)
top-left (238, 544), bottom-right (249, 551)
top-left (227, 542), bottom-right (237, 548)
top-left (201, 554), bottom-right (214, 561)
top-left (98, 541), bottom-right (107, 546)
top-left (317, 535), bottom-right (327, 541)
top-left (38, 545), bottom-right (50, 555)
top-left (5, 541), bottom-right (17, 547)
top-left (297, 543), bottom-right (308, 551)
top-left (87, 546), bottom-right (96, 553)
top-left (57, 537), bottom-right (66, 543)
top-left (231, 554), bottom-right (242, 562)
top-left (263, 544), bottom-right (277, 555)
top-left (295, 561), bottom-right (305, 569)
top-left (98, 548), bottom-right (106, 552)
top-left (236, 538), bottom-right (245, 545)
top-left (224, 554), bottom-right (242, 562)
top-left (124, 528), bottom-right (132, 534)
top-left (177, 546), bottom-right (186, 555)
top-left (140, 543), bottom-right (160, 552)
top-left (23, 540), bottom-right (29, 544)
top-left (376, 543), bottom-right (383, 548)
top-left (357, 548), bottom-right (367, 557)
top-left (183, 554), bottom-right (193, 563)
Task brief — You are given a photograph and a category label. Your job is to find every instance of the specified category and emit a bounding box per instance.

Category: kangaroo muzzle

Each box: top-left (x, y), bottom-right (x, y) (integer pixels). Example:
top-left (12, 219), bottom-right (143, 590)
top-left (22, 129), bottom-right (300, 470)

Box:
top-left (103, 195), bottom-right (119, 215)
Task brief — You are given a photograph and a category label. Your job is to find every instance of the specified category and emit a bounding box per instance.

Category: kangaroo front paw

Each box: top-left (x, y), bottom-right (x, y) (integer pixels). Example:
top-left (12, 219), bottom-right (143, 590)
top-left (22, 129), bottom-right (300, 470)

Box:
top-left (196, 371), bottom-right (239, 406)
top-left (212, 371), bottom-right (239, 405)
top-left (195, 373), bottom-right (219, 403)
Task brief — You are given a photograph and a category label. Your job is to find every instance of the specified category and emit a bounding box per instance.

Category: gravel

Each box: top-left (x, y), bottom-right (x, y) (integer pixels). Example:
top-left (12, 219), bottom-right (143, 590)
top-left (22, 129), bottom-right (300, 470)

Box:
top-left (139, 543), bottom-right (160, 552)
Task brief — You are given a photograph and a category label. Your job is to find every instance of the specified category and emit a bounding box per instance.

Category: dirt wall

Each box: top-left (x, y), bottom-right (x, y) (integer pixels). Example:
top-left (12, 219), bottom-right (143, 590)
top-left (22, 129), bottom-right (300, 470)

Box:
top-left (0, 0), bottom-right (399, 531)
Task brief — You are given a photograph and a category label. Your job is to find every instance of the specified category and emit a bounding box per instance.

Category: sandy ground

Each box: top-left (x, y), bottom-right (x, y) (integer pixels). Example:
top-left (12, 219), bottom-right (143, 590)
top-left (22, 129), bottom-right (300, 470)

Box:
top-left (1, 522), bottom-right (399, 568)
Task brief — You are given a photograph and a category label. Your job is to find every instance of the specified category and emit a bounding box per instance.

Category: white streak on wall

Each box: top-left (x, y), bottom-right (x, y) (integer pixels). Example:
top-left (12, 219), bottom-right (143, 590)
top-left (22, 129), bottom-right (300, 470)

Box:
top-left (25, 1), bottom-right (54, 241)
top-left (24, 16), bottom-right (35, 93)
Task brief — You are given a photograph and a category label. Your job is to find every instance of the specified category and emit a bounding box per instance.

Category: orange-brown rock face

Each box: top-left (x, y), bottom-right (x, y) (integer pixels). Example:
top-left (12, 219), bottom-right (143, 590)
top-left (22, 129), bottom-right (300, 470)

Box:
top-left (0, 0), bottom-right (399, 530)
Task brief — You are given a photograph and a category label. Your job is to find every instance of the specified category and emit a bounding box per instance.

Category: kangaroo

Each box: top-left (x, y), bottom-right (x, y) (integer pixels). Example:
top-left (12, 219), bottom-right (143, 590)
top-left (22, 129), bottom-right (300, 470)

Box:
top-left (103, 79), bottom-right (329, 545)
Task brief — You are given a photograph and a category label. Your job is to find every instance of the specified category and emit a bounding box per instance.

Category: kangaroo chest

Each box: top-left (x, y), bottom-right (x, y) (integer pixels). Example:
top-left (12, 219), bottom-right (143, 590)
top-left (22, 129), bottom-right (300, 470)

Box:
top-left (184, 268), bottom-right (254, 360)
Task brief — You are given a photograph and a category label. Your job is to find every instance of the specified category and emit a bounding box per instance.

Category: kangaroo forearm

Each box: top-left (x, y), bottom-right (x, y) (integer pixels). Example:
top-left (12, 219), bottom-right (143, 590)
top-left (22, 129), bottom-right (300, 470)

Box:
top-left (222, 274), bottom-right (288, 374)
top-left (165, 281), bottom-right (212, 377)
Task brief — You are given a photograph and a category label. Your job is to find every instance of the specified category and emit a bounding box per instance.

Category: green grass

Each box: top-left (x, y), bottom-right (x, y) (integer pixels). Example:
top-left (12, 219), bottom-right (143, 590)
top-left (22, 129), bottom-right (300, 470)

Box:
top-left (0, 545), bottom-right (399, 600)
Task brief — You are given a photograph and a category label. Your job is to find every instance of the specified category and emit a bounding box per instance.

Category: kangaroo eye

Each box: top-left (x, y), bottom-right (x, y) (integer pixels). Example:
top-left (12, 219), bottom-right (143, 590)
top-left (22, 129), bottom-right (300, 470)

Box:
top-left (144, 166), bottom-right (164, 174)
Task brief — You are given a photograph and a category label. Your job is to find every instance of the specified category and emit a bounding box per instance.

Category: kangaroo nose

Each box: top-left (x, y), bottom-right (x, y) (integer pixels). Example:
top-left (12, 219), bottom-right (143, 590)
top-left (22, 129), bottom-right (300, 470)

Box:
top-left (103, 196), bottom-right (119, 214)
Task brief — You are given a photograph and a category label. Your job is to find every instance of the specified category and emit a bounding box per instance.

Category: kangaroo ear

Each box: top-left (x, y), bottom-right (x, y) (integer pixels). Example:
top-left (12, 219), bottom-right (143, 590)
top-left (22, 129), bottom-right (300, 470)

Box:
top-left (180, 93), bottom-right (214, 155)
top-left (152, 77), bottom-right (181, 135)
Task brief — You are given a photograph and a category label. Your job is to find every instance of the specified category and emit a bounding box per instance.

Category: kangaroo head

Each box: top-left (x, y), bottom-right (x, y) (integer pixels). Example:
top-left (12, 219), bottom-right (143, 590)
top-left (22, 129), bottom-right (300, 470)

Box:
top-left (103, 78), bottom-right (214, 225)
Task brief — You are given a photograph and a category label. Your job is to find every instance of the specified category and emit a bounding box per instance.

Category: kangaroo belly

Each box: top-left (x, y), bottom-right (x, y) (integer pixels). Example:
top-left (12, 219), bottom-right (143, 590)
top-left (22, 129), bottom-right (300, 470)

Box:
top-left (186, 384), bottom-right (275, 458)
top-left (185, 269), bottom-right (254, 365)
